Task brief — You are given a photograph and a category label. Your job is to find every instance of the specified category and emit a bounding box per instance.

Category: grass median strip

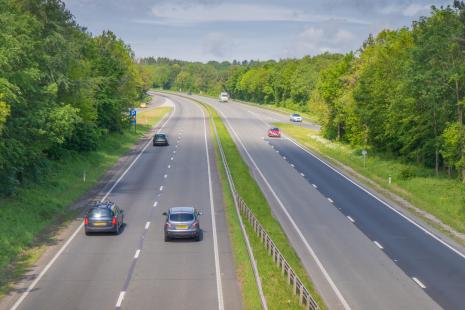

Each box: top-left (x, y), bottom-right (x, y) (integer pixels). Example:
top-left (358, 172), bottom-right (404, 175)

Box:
top-left (276, 122), bottom-right (465, 239)
top-left (0, 107), bottom-right (171, 298)
top-left (203, 103), bottom-right (325, 310)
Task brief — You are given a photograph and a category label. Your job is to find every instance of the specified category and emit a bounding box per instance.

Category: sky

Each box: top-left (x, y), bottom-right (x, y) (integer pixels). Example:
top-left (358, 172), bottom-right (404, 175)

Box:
top-left (63, 0), bottom-right (448, 62)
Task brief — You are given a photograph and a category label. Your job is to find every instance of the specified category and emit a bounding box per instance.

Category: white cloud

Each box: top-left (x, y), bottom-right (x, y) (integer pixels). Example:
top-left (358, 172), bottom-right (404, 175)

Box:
top-left (288, 27), bottom-right (358, 57)
top-left (380, 3), bottom-right (431, 17)
top-left (146, 2), bottom-right (370, 25)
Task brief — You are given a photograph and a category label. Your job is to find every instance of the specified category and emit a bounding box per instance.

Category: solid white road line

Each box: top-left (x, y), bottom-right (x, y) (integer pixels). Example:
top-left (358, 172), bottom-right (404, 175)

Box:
top-left (215, 108), bottom-right (351, 310)
top-left (328, 198), bottom-right (334, 203)
top-left (347, 216), bottom-right (355, 223)
top-left (199, 104), bottom-right (224, 310)
top-left (412, 277), bottom-right (426, 289)
top-left (116, 291), bottom-right (126, 307)
top-left (10, 101), bottom-right (178, 310)
top-left (153, 201), bottom-right (158, 207)
top-left (374, 241), bottom-right (384, 250)
top-left (145, 222), bottom-right (151, 230)
top-left (134, 249), bottom-right (141, 259)
top-left (160, 186), bottom-right (164, 191)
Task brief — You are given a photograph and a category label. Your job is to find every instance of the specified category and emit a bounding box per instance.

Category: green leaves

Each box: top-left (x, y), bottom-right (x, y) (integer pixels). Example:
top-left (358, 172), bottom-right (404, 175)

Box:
top-left (0, 0), bottom-right (146, 195)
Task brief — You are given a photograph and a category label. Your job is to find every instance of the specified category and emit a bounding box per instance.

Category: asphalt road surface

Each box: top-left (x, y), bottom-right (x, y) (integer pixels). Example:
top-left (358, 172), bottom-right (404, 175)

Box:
top-left (3, 95), bottom-right (242, 310)
top-left (172, 92), bottom-right (465, 310)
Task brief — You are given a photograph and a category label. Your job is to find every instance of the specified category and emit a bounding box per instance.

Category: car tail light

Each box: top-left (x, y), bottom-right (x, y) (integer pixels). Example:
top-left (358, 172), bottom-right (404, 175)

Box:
top-left (84, 216), bottom-right (88, 225)
top-left (192, 222), bottom-right (199, 228)
top-left (165, 222), bottom-right (172, 228)
top-left (112, 216), bottom-right (117, 225)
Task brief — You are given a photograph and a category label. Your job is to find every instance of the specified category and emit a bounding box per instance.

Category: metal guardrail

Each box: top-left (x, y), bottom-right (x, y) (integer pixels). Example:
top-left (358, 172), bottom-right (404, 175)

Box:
top-left (206, 103), bottom-right (320, 310)
top-left (236, 193), bottom-right (320, 310)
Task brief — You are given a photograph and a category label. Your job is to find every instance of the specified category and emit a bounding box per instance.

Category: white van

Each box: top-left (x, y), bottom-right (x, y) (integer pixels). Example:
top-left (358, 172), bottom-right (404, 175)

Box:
top-left (219, 92), bottom-right (229, 102)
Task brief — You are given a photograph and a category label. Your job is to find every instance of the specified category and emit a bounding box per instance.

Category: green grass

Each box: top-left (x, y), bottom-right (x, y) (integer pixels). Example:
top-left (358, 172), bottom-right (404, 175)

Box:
top-left (275, 122), bottom-right (465, 236)
top-left (204, 104), bottom-right (325, 310)
top-left (0, 107), bottom-right (171, 297)
top-left (208, 113), bottom-right (262, 310)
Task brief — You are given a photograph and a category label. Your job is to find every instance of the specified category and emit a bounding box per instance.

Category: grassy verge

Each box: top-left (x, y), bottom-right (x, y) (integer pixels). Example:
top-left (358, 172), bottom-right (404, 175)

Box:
top-left (207, 110), bottom-right (262, 310)
top-left (203, 104), bottom-right (325, 309)
top-left (276, 122), bottom-right (465, 237)
top-left (0, 107), bottom-right (171, 297)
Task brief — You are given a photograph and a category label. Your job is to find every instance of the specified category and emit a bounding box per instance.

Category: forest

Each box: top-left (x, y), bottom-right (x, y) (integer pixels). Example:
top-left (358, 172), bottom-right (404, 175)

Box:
top-left (141, 2), bottom-right (465, 180)
top-left (0, 0), bottom-right (151, 195)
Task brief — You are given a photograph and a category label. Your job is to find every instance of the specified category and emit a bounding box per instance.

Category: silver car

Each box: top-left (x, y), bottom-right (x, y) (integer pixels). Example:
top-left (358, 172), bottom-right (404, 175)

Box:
top-left (163, 207), bottom-right (202, 241)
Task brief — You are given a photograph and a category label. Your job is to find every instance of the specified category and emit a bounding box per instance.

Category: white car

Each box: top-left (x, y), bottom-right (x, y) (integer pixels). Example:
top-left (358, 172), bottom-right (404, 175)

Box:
top-left (290, 113), bottom-right (303, 122)
top-left (219, 92), bottom-right (229, 102)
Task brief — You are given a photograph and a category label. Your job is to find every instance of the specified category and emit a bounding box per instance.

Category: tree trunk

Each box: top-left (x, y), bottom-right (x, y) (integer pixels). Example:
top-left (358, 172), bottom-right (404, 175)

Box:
top-left (435, 149), bottom-right (439, 177)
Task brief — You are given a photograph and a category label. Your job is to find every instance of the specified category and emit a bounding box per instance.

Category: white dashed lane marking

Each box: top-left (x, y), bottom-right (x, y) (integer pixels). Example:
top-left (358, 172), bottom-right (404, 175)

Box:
top-left (300, 172), bottom-right (305, 177)
top-left (347, 216), bottom-right (355, 223)
top-left (134, 249), bottom-right (140, 259)
top-left (159, 186), bottom-right (164, 191)
top-left (374, 241), bottom-right (384, 249)
top-left (153, 201), bottom-right (158, 207)
top-left (412, 277), bottom-right (426, 289)
top-left (164, 174), bottom-right (168, 179)
top-left (327, 198), bottom-right (334, 203)
top-left (312, 184), bottom-right (317, 188)
top-left (116, 291), bottom-right (125, 308)
top-left (145, 222), bottom-right (151, 230)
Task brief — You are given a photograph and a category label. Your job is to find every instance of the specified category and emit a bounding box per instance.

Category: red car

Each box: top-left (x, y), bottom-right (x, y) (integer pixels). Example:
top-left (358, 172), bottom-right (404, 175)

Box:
top-left (268, 127), bottom-right (281, 138)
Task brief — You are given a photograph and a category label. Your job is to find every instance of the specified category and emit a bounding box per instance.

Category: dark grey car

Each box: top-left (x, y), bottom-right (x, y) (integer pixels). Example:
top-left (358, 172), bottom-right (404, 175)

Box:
top-left (84, 202), bottom-right (124, 235)
top-left (163, 207), bottom-right (202, 241)
top-left (153, 133), bottom-right (169, 146)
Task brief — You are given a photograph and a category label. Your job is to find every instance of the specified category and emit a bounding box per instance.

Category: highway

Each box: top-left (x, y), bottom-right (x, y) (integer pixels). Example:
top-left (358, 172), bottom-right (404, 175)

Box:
top-left (170, 92), bottom-right (465, 310)
top-left (2, 95), bottom-right (242, 310)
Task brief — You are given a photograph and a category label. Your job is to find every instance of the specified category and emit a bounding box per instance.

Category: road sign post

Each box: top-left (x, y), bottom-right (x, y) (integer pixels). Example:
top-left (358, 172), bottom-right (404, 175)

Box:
top-left (362, 150), bottom-right (367, 168)
top-left (130, 109), bottom-right (137, 132)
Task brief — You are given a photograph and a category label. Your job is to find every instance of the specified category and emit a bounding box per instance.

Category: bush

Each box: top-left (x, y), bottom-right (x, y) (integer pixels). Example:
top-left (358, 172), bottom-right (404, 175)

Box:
top-left (398, 166), bottom-right (417, 180)
top-left (65, 122), bottom-right (100, 152)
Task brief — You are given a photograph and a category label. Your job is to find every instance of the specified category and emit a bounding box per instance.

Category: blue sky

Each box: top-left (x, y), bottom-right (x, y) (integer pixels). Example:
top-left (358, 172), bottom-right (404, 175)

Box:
top-left (63, 0), bottom-right (448, 62)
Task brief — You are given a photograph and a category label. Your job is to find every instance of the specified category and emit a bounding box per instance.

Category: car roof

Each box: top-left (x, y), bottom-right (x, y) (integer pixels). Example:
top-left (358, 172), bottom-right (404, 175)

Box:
top-left (292, 113), bottom-right (300, 116)
top-left (270, 127), bottom-right (279, 130)
top-left (169, 206), bottom-right (195, 214)
top-left (88, 202), bottom-right (115, 212)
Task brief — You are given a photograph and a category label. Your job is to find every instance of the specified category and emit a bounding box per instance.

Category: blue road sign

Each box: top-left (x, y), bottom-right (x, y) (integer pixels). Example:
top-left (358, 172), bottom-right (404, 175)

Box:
top-left (130, 109), bottom-right (137, 117)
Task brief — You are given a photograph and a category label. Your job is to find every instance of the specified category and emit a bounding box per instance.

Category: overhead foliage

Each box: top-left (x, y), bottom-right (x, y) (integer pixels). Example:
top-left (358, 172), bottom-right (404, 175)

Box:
top-left (0, 0), bottom-right (151, 195)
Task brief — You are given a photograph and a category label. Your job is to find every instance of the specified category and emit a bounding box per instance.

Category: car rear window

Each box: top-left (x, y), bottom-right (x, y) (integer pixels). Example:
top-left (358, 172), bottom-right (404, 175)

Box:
top-left (88, 208), bottom-right (112, 218)
top-left (155, 134), bottom-right (166, 140)
top-left (169, 213), bottom-right (194, 222)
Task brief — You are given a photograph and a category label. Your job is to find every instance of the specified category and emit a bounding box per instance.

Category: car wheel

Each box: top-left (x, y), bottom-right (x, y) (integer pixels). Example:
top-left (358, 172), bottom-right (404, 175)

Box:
top-left (195, 234), bottom-right (201, 242)
top-left (85, 230), bottom-right (90, 236)
top-left (114, 224), bottom-right (120, 235)
top-left (164, 234), bottom-right (170, 242)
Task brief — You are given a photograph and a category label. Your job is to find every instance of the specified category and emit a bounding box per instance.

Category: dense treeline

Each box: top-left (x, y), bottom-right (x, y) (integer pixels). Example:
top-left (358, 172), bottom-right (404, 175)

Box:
top-left (142, 2), bottom-right (465, 180)
top-left (0, 0), bottom-right (151, 195)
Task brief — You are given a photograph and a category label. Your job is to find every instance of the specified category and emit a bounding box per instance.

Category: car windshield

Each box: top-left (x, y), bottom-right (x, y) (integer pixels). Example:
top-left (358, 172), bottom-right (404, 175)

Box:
top-left (293, 114), bottom-right (300, 117)
top-left (88, 208), bottom-right (112, 218)
top-left (169, 213), bottom-right (194, 222)
top-left (271, 128), bottom-right (279, 131)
